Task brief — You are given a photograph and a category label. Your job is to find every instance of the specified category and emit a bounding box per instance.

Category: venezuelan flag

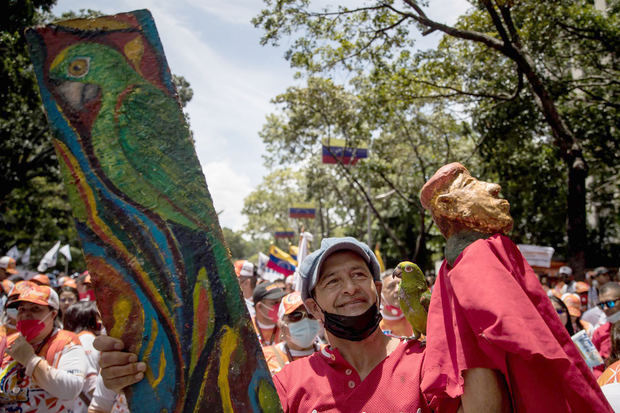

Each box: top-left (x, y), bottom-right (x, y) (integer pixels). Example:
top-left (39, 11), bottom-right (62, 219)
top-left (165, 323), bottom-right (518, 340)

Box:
top-left (289, 203), bottom-right (316, 219)
top-left (274, 229), bottom-right (295, 238)
top-left (322, 138), bottom-right (368, 165)
top-left (267, 245), bottom-right (297, 276)
top-left (289, 245), bottom-right (299, 262)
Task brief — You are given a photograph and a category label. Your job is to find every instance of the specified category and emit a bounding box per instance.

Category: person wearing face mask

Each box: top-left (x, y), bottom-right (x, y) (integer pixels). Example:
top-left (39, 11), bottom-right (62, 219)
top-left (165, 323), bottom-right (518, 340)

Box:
top-left (0, 281), bottom-right (87, 411)
top-left (378, 269), bottom-right (413, 338)
top-left (262, 292), bottom-right (321, 375)
top-left (592, 282), bottom-right (620, 379)
top-left (78, 271), bottom-right (96, 302)
top-left (251, 282), bottom-right (286, 346)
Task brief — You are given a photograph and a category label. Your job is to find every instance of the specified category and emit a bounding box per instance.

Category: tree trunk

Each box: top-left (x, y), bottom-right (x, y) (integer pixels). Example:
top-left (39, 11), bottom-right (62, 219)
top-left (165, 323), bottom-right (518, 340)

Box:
top-left (566, 153), bottom-right (588, 279)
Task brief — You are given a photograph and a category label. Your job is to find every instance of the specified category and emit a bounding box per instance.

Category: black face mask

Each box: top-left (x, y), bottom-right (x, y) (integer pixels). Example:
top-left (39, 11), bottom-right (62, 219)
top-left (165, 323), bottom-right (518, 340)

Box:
top-left (318, 299), bottom-right (382, 341)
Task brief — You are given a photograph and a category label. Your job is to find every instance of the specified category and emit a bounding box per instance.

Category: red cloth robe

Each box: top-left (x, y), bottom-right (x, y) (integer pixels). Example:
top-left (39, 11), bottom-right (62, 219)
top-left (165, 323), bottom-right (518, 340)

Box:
top-left (421, 234), bottom-right (612, 412)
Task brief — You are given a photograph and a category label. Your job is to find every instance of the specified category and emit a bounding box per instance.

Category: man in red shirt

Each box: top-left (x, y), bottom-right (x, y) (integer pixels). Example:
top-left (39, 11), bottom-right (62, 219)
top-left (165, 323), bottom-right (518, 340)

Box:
top-left (273, 236), bottom-right (510, 412)
top-left (93, 236), bottom-right (506, 412)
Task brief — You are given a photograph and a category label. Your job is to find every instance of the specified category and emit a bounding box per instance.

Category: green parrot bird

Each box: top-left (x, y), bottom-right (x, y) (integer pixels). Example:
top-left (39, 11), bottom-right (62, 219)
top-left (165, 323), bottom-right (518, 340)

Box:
top-left (48, 42), bottom-right (214, 232)
top-left (392, 261), bottom-right (431, 339)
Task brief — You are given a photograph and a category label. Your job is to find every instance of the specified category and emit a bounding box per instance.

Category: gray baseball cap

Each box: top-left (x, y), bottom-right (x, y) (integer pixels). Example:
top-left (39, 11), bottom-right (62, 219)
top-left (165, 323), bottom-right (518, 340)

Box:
top-left (299, 237), bottom-right (381, 301)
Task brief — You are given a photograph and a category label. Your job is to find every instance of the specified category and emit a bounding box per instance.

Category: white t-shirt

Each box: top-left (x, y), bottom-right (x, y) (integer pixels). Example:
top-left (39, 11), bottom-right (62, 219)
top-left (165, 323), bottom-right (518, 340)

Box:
top-left (73, 332), bottom-right (100, 413)
top-left (0, 336), bottom-right (87, 413)
top-left (89, 374), bottom-right (130, 413)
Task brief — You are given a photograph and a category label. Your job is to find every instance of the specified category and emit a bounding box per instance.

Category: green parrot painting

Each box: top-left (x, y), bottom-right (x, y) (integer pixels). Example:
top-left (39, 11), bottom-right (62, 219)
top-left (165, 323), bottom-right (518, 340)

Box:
top-left (48, 42), bottom-right (213, 232)
top-left (392, 261), bottom-right (431, 339)
top-left (25, 15), bottom-right (281, 410)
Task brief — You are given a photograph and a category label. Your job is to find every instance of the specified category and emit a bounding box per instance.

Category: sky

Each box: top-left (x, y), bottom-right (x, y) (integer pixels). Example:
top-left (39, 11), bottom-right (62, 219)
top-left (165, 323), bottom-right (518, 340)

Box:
top-left (52, 0), bottom-right (471, 231)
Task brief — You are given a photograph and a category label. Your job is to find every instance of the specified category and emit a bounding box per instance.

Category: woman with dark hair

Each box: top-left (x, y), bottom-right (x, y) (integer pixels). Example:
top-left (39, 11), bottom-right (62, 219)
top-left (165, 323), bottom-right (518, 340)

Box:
top-left (550, 295), bottom-right (574, 336)
top-left (58, 285), bottom-right (80, 322)
top-left (63, 301), bottom-right (103, 412)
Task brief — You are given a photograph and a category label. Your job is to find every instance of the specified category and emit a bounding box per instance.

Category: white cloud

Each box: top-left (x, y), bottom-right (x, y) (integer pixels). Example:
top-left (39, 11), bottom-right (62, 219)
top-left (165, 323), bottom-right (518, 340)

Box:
top-left (203, 161), bottom-right (252, 231)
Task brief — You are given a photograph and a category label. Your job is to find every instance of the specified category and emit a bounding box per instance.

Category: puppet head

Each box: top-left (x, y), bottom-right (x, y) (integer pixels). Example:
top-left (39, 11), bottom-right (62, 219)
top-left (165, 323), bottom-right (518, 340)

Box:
top-left (420, 162), bottom-right (513, 239)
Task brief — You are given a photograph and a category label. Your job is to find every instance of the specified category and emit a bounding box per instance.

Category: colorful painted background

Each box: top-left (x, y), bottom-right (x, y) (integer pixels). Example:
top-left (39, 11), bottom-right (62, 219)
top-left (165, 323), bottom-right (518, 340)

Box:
top-left (25, 10), bottom-right (281, 412)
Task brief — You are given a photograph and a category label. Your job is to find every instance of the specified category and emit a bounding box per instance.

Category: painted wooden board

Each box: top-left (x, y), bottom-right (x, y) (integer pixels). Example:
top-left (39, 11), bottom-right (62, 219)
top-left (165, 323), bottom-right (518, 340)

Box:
top-left (25, 10), bottom-right (281, 412)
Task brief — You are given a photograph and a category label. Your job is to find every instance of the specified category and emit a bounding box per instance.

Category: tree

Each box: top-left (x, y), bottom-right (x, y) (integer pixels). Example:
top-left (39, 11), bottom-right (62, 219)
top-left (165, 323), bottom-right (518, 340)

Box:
top-left (253, 76), bottom-right (477, 267)
top-left (253, 0), bottom-right (619, 275)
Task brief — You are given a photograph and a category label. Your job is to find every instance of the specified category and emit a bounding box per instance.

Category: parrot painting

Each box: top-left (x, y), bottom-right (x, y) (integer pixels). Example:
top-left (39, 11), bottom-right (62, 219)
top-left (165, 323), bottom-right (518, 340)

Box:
top-left (25, 11), bottom-right (281, 413)
top-left (48, 41), bottom-right (214, 232)
top-left (392, 261), bottom-right (431, 339)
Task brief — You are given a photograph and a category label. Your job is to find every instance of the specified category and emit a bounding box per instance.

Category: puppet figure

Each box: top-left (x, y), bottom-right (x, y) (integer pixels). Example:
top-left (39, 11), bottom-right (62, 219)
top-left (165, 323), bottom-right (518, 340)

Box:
top-left (419, 162), bottom-right (611, 413)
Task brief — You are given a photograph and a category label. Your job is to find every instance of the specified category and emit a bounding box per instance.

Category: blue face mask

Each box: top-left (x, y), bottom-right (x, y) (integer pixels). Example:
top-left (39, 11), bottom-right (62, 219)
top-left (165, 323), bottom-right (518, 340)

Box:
top-left (288, 318), bottom-right (320, 348)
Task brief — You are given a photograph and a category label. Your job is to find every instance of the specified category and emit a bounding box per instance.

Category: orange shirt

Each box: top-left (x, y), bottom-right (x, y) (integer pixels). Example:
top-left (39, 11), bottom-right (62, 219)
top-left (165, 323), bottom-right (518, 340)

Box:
top-left (599, 360), bottom-right (620, 386)
top-left (251, 317), bottom-right (281, 346)
top-left (262, 342), bottom-right (317, 375)
top-left (380, 313), bottom-right (413, 338)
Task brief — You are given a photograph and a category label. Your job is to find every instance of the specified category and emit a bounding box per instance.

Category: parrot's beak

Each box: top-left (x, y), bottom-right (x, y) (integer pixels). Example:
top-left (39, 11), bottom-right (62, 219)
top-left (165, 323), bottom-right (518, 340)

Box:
top-left (51, 79), bottom-right (100, 111)
top-left (392, 267), bottom-right (402, 279)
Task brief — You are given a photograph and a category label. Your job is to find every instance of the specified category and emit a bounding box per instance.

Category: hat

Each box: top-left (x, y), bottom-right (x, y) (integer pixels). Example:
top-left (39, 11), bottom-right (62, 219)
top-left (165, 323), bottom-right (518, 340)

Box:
top-left (253, 282), bottom-right (286, 304)
top-left (558, 266), bottom-right (572, 276)
top-left (6, 281), bottom-right (59, 310)
top-left (31, 274), bottom-right (51, 286)
top-left (575, 281), bottom-right (590, 294)
top-left (594, 267), bottom-right (610, 277)
top-left (562, 293), bottom-right (581, 317)
top-left (0, 256), bottom-right (18, 275)
top-left (277, 292), bottom-right (305, 320)
top-left (299, 236), bottom-right (381, 301)
top-left (235, 260), bottom-right (254, 278)
top-left (419, 162), bottom-right (469, 210)
top-left (62, 278), bottom-right (78, 289)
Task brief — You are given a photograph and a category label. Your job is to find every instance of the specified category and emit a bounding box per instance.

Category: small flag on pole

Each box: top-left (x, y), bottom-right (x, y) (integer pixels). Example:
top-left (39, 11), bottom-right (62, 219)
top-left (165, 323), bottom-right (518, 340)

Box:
top-left (267, 245), bottom-right (297, 276)
top-left (5, 246), bottom-right (21, 261)
top-left (289, 203), bottom-right (316, 219)
top-left (322, 138), bottom-right (368, 165)
top-left (59, 244), bottom-right (72, 262)
top-left (274, 229), bottom-right (295, 239)
top-left (21, 247), bottom-right (31, 265)
top-left (37, 241), bottom-right (61, 272)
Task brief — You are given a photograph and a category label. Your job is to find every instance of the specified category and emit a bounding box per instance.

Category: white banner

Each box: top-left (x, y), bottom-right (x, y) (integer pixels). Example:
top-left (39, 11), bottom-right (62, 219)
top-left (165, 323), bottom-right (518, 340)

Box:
top-left (517, 244), bottom-right (555, 268)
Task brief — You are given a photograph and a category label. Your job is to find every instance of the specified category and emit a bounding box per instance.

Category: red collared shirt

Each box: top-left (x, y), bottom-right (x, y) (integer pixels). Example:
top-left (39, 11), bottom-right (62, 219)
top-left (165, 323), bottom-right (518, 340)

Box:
top-left (272, 338), bottom-right (430, 413)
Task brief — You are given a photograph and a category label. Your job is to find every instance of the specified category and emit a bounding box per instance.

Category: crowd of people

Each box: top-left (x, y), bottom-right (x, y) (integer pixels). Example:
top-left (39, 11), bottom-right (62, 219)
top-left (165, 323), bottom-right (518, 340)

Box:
top-left (0, 255), bottom-right (128, 412)
top-left (0, 162), bottom-right (618, 412)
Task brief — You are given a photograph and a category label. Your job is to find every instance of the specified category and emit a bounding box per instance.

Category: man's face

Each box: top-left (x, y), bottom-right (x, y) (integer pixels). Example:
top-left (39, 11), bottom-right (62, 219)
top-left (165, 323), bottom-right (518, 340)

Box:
top-left (596, 272), bottom-right (611, 286)
top-left (598, 289), bottom-right (620, 317)
top-left (434, 172), bottom-right (513, 235)
top-left (381, 276), bottom-right (400, 307)
top-left (309, 251), bottom-right (378, 318)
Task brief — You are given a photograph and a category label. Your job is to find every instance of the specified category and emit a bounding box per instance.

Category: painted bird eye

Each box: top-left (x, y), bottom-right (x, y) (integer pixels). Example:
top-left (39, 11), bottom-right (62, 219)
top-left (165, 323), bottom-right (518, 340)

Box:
top-left (67, 57), bottom-right (90, 78)
top-left (404, 265), bottom-right (413, 272)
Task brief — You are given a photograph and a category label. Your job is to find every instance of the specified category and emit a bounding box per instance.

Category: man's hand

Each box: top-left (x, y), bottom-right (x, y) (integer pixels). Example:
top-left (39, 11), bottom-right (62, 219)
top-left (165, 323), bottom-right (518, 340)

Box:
top-left (94, 335), bottom-right (146, 394)
top-left (6, 335), bottom-right (35, 366)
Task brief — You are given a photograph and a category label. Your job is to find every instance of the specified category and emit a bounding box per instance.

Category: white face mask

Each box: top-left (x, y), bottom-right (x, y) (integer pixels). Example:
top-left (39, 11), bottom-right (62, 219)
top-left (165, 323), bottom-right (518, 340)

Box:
top-left (287, 318), bottom-right (320, 349)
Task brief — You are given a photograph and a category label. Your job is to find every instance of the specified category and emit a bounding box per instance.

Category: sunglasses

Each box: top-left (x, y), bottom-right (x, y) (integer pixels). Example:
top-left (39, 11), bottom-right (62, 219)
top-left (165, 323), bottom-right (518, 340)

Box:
top-left (598, 299), bottom-right (620, 310)
top-left (556, 309), bottom-right (566, 315)
top-left (284, 311), bottom-right (315, 323)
